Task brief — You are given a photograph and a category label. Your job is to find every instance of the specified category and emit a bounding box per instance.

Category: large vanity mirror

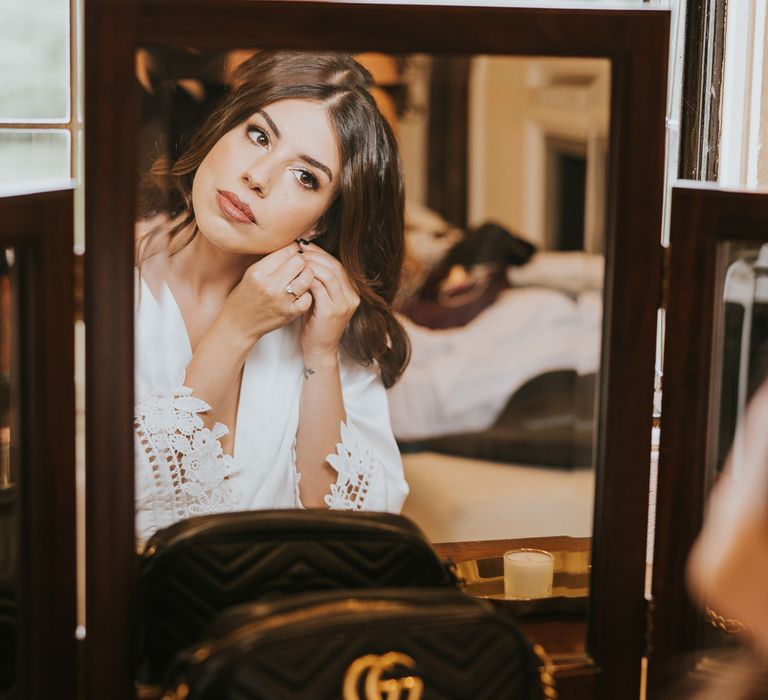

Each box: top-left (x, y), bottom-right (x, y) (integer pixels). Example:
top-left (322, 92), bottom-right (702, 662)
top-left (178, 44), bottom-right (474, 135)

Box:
top-left (133, 48), bottom-right (608, 546)
top-left (86, 5), bottom-right (669, 699)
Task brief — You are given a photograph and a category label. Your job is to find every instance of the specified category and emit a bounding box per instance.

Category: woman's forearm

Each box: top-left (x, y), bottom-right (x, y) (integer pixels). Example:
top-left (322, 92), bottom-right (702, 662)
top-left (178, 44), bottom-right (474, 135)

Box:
top-left (180, 242), bottom-right (313, 427)
top-left (183, 316), bottom-right (256, 425)
top-left (688, 485), bottom-right (768, 650)
top-left (295, 352), bottom-right (346, 507)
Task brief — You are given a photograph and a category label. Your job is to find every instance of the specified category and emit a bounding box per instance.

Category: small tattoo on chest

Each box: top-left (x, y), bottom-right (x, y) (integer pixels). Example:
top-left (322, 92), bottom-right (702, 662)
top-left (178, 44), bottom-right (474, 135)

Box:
top-left (303, 366), bottom-right (315, 380)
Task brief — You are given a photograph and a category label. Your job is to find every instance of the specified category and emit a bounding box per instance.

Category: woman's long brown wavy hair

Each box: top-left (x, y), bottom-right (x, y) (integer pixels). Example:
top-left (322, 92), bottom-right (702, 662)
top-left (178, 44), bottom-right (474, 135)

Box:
top-left (139, 51), bottom-right (410, 387)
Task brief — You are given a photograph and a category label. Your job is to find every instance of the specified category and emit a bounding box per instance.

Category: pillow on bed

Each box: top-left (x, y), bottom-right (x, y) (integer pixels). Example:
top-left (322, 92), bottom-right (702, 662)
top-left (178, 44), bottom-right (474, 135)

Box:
top-left (398, 370), bottom-right (596, 469)
top-left (507, 251), bottom-right (604, 295)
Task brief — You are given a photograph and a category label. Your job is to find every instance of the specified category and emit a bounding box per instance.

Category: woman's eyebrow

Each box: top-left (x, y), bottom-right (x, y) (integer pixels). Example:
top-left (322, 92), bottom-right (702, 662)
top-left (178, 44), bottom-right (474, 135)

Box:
top-left (300, 155), bottom-right (333, 183)
top-left (258, 109), bottom-right (281, 138)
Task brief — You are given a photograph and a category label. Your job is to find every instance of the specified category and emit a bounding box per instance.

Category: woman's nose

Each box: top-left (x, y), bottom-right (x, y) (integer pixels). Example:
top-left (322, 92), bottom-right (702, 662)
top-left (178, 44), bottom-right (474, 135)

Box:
top-left (242, 159), bottom-right (272, 196)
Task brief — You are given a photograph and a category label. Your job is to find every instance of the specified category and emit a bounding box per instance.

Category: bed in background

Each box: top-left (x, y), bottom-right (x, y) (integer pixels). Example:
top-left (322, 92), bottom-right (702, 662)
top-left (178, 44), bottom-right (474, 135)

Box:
top-left (401, 451), bottom-right (595, 542)
top-left (388, 245), bottom-right (604, 542)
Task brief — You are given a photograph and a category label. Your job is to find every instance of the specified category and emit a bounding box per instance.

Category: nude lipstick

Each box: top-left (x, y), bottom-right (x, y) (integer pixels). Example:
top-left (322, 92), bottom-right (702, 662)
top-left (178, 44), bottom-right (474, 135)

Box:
top-left (216, 190), bottom-right (256, 224)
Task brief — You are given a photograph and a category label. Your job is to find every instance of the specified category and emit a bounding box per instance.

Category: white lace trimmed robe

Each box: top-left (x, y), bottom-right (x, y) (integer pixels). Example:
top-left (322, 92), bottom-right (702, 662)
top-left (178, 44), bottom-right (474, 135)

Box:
top-left (134, 274), bottom-right (409, 549)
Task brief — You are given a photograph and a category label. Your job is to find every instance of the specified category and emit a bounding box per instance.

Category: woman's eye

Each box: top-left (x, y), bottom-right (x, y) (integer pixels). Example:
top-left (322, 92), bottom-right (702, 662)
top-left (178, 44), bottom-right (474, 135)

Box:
top-left (246, 125), bottom-right (269, 148)
top-left (291, 169), bottom-right (319, 191)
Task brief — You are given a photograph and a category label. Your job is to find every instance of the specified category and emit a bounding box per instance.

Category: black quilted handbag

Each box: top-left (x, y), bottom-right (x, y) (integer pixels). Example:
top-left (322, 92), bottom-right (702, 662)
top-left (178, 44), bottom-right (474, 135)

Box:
top-left (137, 510), bottom-right (457, 684)
top-left (162, 588), bottom-right (556, 700)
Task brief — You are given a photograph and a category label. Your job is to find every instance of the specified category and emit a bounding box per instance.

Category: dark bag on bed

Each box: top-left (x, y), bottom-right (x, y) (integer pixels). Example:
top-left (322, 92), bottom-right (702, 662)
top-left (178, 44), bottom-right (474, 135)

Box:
top-left (162, 588), bottom-right (555, 700)
top-left (137, 510), bottom-right (458, 683)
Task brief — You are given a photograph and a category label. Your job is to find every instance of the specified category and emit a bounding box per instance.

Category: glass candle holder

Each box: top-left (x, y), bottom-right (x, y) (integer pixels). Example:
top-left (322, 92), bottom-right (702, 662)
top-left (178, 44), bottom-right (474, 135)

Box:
top-left (503, 548), bottom-right (554, 599)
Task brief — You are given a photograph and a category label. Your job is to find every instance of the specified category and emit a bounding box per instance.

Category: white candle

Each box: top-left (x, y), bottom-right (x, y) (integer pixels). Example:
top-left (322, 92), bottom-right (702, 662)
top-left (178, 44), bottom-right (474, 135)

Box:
top-left (503, 549), bottom-right (554, 599)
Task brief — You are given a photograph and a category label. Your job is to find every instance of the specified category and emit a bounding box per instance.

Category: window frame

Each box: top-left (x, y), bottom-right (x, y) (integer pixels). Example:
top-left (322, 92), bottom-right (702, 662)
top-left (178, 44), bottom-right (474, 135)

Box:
top-left (0, 0), bottom-right (83, 191)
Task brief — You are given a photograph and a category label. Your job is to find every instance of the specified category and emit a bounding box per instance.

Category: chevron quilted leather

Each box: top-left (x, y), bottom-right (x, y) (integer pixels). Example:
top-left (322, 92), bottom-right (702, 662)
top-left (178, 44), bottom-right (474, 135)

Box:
top-left (137, 511), bottom-right (457, 683)
top-left (165, 589), bottom-right (547, 700)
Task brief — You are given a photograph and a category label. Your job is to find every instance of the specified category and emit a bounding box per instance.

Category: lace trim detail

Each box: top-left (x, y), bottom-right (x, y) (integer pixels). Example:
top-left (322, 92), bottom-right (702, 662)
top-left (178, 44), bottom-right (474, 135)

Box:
top-left (134, 386), bottom-right (239, 526)
top-left (323, 421), bottom-right (377, 510)
top-left (291, 438), bottom-right (305, 509)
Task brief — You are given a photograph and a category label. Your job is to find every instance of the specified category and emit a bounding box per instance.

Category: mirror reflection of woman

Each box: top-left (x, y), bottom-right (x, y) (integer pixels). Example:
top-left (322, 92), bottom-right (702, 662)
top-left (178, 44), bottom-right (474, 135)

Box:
top-left (134, 52), bottom-right (410, 548)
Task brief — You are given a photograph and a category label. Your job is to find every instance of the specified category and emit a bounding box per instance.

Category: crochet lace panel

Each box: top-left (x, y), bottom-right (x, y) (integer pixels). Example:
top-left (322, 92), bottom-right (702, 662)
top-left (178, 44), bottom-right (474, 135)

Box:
top-left (291, 438), bottom-right (305, 509)
top-left (323, 421), bottom-right (378, 510)
top-left (135, 387), bottom-right (239, 528)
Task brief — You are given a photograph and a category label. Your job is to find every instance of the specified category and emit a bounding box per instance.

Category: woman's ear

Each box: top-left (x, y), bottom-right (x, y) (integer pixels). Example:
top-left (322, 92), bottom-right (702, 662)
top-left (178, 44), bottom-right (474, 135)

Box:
top-left (301, 227), bottom-right (322, 242)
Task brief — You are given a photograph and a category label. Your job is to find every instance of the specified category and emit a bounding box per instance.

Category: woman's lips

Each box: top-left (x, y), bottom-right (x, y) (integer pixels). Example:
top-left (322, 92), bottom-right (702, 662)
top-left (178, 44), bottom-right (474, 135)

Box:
top-left (216, 190), bottom-right (256, 224)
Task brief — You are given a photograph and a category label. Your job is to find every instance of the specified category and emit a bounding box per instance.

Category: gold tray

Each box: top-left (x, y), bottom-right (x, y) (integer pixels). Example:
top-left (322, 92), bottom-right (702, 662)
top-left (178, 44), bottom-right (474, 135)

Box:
top-left (456, 549), bottom-right (590, 616)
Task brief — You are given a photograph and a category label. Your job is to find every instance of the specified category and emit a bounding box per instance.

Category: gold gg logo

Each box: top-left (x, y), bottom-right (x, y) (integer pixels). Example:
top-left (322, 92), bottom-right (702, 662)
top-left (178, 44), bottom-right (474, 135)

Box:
top-left (342, 652), bottom-right (424, 700)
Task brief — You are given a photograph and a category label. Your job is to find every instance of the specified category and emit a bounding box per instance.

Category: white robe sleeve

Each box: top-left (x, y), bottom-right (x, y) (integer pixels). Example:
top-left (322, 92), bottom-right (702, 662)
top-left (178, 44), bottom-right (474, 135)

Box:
top-left (311, 357), bottom-right (409, 513)
top-left (134, 273), bottom-right (244, 548)
top-left (134, 386), bottom-right (240, 549)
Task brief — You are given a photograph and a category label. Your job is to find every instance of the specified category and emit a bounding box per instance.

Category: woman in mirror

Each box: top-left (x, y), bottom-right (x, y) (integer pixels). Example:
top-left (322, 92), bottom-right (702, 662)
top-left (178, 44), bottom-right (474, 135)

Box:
top-left (134, 52), bottom-right (410, 548)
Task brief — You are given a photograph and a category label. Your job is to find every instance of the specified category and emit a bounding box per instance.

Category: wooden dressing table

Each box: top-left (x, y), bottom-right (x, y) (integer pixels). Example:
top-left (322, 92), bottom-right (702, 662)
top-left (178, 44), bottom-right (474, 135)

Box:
top-left (437, 536), bottom-right (594, 697)
top-left (435, 536), bottom-right (590, 660)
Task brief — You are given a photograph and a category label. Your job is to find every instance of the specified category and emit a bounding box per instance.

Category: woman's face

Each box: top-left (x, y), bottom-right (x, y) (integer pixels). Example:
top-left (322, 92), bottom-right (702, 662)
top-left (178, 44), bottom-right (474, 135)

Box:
top-left (192, 98), bottom-right (341, 255)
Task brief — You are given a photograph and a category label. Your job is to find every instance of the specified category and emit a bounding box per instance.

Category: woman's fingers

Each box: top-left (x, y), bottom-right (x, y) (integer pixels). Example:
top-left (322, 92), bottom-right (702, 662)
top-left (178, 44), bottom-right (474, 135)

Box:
top-left (304, 259), bottom-right (344, 303)
top-left (299, 245), bottom-right (345, 277)
top-left (254, 242), bottom-right (306, 275)
top-left (271, 253), bottom-right (309, 291)
top-left (308, 278), bottom-right (333, 309)
top-left (291, 291), bottom-right (313, 313)
top-left (286, 266), bottom-right (315, 299)
top-left (300, 247), bottom-right (359, 306)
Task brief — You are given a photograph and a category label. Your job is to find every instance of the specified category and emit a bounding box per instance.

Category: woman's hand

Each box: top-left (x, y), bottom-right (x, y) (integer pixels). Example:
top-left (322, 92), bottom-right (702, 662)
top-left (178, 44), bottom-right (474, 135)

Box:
top-left (218, 243), bottom-right (314, 344)
top-left (299, 243), bottom-right (360, 362)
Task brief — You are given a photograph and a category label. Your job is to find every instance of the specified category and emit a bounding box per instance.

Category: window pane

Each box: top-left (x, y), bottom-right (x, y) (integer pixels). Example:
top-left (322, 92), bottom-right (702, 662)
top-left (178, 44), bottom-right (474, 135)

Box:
top-left (0, 131), bottom-right (70, 192)
top-left (0, 0), bottom-right (70, 122)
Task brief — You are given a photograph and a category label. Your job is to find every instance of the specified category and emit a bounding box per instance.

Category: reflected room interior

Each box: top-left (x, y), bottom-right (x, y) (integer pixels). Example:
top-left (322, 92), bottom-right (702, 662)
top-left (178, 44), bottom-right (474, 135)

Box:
top-left (384, 53), bottom-right (607, 546)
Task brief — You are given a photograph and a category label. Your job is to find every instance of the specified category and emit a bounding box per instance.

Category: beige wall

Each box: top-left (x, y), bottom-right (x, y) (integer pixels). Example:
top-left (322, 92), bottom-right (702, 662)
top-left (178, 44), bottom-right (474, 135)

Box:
top-left (468, 56), bottom-right (610, 251)
top-left (398, 55), bottom-right (610, 251)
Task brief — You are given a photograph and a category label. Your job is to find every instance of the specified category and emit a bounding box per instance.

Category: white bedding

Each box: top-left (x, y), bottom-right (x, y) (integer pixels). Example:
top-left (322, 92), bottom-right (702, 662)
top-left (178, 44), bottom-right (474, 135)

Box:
top-left (388, 286), bottom-right (602, 440)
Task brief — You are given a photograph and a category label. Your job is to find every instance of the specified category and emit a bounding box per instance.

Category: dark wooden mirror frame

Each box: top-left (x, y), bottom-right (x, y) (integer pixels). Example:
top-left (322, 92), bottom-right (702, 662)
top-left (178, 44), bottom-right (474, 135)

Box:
top-left (0, 190), bottom-right (76, 700)
top-left (650, 184), bottom-right (768, 695)
top-left (84, 3), bottom-right (669, 699)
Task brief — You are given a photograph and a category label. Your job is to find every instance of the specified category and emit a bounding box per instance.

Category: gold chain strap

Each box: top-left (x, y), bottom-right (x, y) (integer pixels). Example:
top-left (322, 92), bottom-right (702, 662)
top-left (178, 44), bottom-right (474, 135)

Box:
top-left (532, 643), bottom-right (558, 700)
top-left (704, 606), bottom-right (751, 635)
